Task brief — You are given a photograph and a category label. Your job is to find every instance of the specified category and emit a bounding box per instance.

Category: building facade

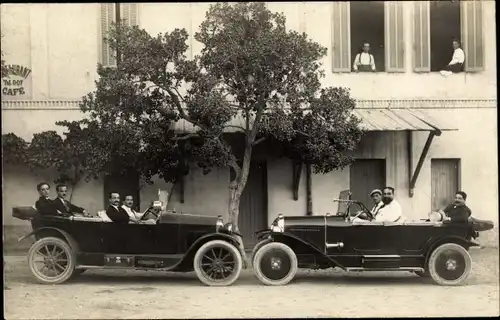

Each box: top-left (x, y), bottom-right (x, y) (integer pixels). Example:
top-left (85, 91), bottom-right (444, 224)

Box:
top-left (2, 2), bottom-right (497, 247)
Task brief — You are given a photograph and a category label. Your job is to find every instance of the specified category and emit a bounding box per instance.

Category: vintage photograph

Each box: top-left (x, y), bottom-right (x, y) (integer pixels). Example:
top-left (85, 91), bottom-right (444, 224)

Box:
top-left (2, 1), bottom-right (498, 319)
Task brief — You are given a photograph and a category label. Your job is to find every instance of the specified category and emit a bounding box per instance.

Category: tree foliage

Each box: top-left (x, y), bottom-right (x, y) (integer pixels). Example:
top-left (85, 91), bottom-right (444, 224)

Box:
top-left (2, 3), bottom-right (363, 229)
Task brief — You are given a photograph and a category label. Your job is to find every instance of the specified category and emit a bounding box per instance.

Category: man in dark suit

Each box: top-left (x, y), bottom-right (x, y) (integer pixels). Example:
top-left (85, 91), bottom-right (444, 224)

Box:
top-left (35, 182), bottom-right (60, 216)
top-left (53, 184), bottom-right (90, 216)
top-left (439, 191), bottom-right (472, 223)
top-left (106, 192), bottom-right (130, 223)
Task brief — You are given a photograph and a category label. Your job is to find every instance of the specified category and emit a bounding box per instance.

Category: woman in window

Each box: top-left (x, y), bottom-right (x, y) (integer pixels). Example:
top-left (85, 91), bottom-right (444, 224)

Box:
top-left (440, 40), bottom-right (465, 77)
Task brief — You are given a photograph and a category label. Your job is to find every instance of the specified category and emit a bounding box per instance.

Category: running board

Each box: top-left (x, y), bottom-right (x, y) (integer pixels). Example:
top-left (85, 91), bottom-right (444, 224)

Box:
top-left (346, 267), bottom-right (424, 272)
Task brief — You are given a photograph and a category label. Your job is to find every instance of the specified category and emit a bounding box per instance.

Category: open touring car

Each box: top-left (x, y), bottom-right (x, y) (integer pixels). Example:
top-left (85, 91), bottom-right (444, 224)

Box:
top-left (13, 192), bottom-right (246, 286)
top-left (251, 190), bottom-right (494, 286)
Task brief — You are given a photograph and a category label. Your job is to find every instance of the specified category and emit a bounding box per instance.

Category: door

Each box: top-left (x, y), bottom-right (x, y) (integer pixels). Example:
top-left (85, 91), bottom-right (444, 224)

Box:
top-left (102, 223), bottom-right (157, 254)
top-left (103, 171), bottom-right (141, 211)
top-left (431, 159), bottom-right (460, 211)
top-left (237, 162), bottom-right (268, 248)
top-left (349, 159), bottom-right (386, 208)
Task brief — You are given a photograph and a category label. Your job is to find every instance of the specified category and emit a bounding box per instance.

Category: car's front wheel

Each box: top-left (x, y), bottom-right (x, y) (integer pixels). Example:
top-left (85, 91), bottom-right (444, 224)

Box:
top-left (193, 240), bottom-right (243, 286)
top-left (428, 243), bottom-right (472, 286)
top-left (27, 237), bottom-right (76, 284)
top-left (253, 242), bottom-right (298, 286)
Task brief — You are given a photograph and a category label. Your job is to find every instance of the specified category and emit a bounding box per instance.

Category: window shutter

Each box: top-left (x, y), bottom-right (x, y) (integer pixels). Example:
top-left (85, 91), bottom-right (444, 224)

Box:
top-left (120, 3), bottom-right (138, 27)
top-left (385, 1), bottom-right (405, 72)
top-left (413, 1), bottom-right (430, 72)
top-left (100, 3), bottom-right (116, 67)
top-left (461, 1), bottom-right (484, 71)
top-left (331, 2), bottom-right (350, 73)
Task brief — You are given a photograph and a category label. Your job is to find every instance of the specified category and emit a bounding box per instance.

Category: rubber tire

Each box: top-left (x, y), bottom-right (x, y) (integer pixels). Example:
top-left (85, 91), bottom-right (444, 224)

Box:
top-left (253, 242), bottom-right (298, 286)
top-left (251, 238), bottom-right (272, 268)
top-left (28, 237), bottom-right (76, 284)
top-left (428, 243), bottom-right (472, 286)
top-left (193, 240), bottom-right (243, 287)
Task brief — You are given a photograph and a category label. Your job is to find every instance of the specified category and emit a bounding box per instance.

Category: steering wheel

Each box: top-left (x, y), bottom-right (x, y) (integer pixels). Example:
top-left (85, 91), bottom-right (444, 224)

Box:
top-left (351, 209), bottom-right (373, 221)
top-left (140, 206), bottom-right (160, 221)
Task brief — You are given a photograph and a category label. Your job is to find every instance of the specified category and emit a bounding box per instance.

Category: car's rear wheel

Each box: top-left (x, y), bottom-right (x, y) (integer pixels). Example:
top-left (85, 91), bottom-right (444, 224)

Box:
top-left (193, 240), bottom-right (243, 287)
top-left (28, 237), bottom-right (76, 284)
top-left (253, 242), bottom-right (298, 286)
top-left (428, 243), bottom-right (472, 286)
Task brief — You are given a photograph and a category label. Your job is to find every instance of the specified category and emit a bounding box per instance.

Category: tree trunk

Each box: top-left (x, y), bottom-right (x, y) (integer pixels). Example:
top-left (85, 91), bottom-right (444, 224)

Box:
top-left (227, 142), bottom-right (253, 257)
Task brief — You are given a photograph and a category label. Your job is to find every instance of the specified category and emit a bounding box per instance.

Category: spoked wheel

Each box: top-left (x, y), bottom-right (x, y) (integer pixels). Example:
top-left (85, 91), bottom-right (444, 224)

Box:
top-left (28, 237), bottom-right (76, 284)
top-left (428, 243), bottom-right (472, 286)
top-left (253, 242), bottom-right (298, 286)
top-left (194, 240), bottom-right (243, 286)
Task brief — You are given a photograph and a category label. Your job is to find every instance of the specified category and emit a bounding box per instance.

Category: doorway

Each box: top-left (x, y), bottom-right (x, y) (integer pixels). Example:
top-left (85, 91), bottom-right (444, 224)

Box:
top-left (349, 159), bottom-right (386, 208)
top-left (431, 159), bottom-right (460, 211)
top-left (236, 162), bottom-right (268, 248)
top-left (103, 171), bottom-right (141, 211)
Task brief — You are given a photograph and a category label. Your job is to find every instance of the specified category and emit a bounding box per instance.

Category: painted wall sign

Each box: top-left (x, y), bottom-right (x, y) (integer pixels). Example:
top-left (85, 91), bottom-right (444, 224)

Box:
top-left (1, 64), bottom-right (32, 97)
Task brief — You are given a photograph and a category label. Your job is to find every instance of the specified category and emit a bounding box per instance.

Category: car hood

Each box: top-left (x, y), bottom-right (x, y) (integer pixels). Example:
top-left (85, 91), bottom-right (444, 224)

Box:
top-left (159, 212), bottom-right (219, 226)
top-left (283, 215), bottom-right (325, 228)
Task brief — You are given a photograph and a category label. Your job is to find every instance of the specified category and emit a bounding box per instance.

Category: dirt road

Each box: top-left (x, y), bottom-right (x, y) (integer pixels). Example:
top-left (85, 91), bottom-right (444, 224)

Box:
top-left (3, 248), bottom-right (499, 319)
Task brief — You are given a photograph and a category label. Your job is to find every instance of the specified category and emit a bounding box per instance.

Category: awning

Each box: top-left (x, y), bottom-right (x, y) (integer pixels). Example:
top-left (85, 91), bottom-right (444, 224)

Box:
top-left (354, 108), bottom-right (458, 132)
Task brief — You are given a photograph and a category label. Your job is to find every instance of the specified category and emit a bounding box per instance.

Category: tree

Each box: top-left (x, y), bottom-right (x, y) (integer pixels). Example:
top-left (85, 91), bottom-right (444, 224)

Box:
top-left (72, 2), bottom-right (362, 233)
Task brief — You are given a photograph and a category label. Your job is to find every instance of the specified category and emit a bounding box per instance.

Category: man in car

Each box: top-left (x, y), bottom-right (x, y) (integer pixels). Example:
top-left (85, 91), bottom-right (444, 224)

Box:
top-left (35, 182), bottom-right (59, 216)
top-left (121, 195), bottom-right (157, 224)
top-left (438, 191), bottom-right (471, 223)
top-left (374, 187), bottom-right (405, 222)
top-left (121, 195), bottom-right (140, 222)
top-left (53, 184), bottom-right (90, 217)
top-left (106, 192), bottom-right (130, 224)
top-left (369, 189), bottom-right (384, 217)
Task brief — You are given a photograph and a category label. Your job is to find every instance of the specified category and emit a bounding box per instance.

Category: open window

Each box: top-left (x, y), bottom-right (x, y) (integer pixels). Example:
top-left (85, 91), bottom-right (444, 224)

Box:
top-left (430, 1), bottom-right (461, 72)
top-left (100, 3), bottom-right (139, 67)
top-left (413, 1), bottom-right (484, 73)
top-left (350, 1), bottom-right (385, 72)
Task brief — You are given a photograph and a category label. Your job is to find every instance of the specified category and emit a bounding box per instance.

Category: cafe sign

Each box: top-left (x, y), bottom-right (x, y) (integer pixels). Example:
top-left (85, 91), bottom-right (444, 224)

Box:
top-left (1, 64), bottom-right (32, 97)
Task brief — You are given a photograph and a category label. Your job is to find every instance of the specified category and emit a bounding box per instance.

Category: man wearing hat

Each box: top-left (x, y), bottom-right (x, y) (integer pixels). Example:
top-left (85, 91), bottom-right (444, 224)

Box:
top-left (369, 189), bottom-right (384, 217)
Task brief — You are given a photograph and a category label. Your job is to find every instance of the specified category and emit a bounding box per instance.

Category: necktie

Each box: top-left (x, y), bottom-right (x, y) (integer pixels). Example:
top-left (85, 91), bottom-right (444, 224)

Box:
top-left (61, 199), bottom-right (70, 212)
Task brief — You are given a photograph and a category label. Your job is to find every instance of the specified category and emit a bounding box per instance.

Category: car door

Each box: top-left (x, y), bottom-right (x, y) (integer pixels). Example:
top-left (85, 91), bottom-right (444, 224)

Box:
top-left (102, 223), bottom-right (157, 254)
top-left (325, 217), bottom-right (395, 256)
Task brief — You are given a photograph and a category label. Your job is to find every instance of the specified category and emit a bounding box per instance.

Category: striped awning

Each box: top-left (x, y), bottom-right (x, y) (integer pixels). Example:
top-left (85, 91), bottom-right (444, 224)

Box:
top-left (353, 108), bottom-right (458, 132)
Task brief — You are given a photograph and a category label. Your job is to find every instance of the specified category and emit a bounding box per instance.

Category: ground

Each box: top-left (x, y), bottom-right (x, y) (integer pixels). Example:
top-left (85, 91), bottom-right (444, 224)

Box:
top-left (3, 247), bottom-right (499, 319)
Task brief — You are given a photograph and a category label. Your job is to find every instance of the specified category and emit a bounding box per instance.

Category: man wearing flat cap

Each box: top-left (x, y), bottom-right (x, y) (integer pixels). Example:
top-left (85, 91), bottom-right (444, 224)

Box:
top-left (370, 189), bottom-right (384, 217)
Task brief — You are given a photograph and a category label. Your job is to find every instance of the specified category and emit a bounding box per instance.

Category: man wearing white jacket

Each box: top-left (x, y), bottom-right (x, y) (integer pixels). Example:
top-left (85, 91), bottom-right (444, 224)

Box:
top-left (375, 187), bottom-right (405, 223)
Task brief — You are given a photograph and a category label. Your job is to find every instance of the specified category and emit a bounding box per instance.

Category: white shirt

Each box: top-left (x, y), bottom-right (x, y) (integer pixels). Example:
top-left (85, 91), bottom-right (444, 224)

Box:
top-left (121, 205), bottom-right (139, 221)
top-left (353, 52), bottom-right (376, 71)
top-left (371, 201), bottom-right (384, 216)
top-left (449, 48), bottom-right (465, 65)
top-left (375, 199), bottom-right (404, 222)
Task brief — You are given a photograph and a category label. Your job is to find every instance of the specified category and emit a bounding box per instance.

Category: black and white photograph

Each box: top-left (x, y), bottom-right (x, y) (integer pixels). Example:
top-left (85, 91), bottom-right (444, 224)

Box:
top-left (1, 1), bottom-right (498, 319)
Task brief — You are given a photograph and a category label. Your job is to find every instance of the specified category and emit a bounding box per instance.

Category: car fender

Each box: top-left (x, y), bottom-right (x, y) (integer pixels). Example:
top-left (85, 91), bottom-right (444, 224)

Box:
top-left (271, 231), bottom-right (347, 270)
top-left (18, 227), bottom-right (80, 253)
top-left (255, 229), bottom-right (272, 242)
top-left (423, 235), bottom-right (478, 265)
top-left (180, 233), bottom-right (248, 269)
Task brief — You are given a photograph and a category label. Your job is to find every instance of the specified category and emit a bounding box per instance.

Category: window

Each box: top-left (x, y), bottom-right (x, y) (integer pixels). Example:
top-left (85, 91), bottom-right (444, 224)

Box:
top-left (430, 1), bottom-right (461, 72)
top-left (350, 1), bottom-right (385, 72)
top-left (331, 1), bottom-right (404, 73)
top-left (413, 1), bottom-right (484, 73)
top-left (100, 3), bottom-right (139, 67)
